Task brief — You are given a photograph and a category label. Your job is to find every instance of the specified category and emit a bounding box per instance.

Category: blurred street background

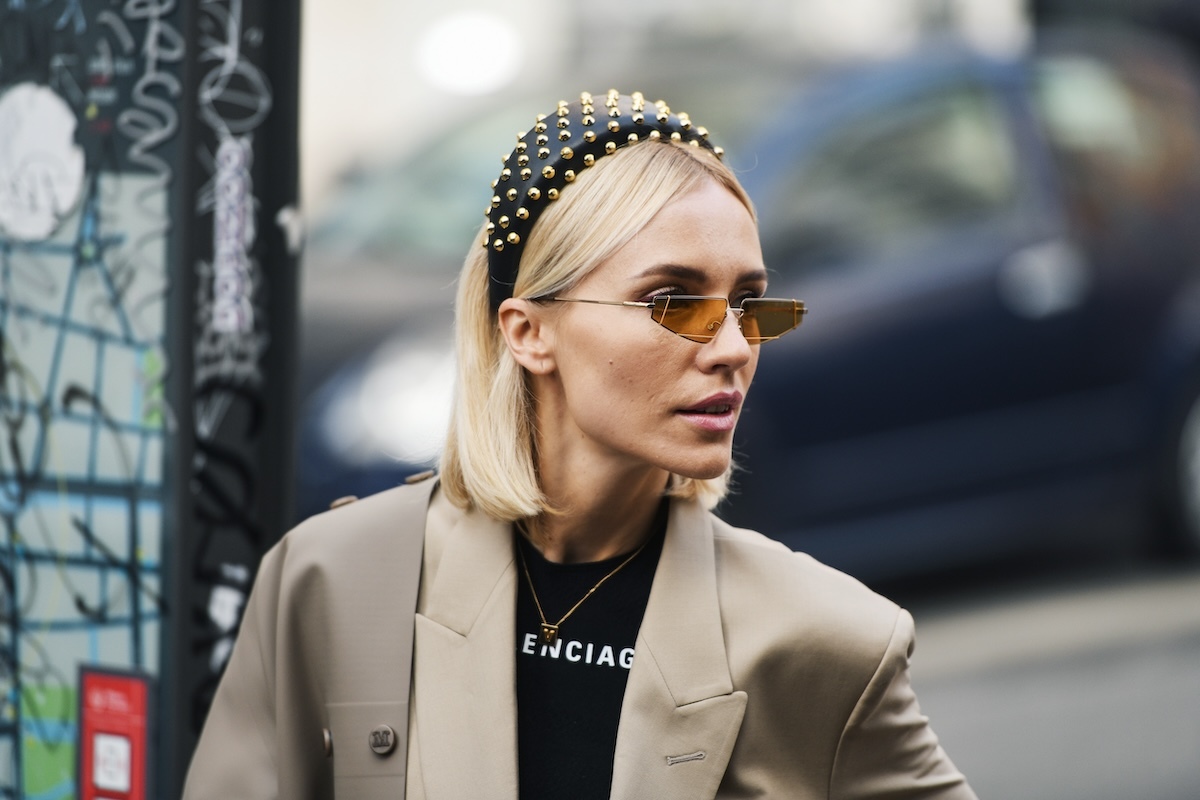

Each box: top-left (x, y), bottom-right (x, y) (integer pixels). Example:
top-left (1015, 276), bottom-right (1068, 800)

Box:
top-left (905, 562), bottom-right (1200, 800)
top-left (295, 1), bottom-right (1200, 798)
top-left (2, 0), bottom-right (1198, 796)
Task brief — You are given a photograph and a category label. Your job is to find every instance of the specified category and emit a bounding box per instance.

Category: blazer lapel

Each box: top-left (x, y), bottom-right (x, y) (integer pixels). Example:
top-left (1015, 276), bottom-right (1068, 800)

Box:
top-left (610, 499), bottom-right (747, 800)
top-left (412, 500), bottom-right (519, 800)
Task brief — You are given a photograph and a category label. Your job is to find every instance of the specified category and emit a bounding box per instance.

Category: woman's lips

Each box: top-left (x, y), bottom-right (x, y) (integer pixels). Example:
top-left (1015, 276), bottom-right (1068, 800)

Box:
top-left (677, 392), bottom-right (742, 432)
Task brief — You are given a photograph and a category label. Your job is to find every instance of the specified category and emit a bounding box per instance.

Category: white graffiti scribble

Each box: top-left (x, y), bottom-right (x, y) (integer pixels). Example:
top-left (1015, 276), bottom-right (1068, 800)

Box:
top-left (212, 136), bottom-right (255, 333)
top-left (193, 0), bottom-right (274, 393)
top-left (118, 0), bottom-right (183, 190)
top-left (197, 0), bottom-right (273, 138)
top-left (112, 0), bottom-right (180, 420)
top-left (0, 83), bottom-right (86, 241)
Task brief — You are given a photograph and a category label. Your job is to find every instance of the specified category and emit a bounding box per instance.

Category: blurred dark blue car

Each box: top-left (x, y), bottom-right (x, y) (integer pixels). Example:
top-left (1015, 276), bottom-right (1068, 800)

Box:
top-left (723, 28), bottom-right (1200, 577)
top-left (297, 28), bottom-right (1200, 581)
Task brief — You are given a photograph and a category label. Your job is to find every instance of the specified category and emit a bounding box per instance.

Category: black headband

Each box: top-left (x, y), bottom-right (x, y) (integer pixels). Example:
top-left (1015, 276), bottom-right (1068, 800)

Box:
top-left (484, 90), bottom-right (724, 312)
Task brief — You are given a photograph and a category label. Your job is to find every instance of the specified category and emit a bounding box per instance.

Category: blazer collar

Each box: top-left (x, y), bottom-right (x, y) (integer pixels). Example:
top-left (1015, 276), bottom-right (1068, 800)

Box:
top-left (610, 496), bottom-right (746, 800)
top-left (412, 493), bottom-right (744, 800)
top-left (412, 496), bottom-right (520, 799)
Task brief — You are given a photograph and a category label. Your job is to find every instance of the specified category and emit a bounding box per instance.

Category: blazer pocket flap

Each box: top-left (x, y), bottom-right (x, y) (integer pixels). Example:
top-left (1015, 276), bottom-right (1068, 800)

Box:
top-left (326, 701), bottom-right (409, 779)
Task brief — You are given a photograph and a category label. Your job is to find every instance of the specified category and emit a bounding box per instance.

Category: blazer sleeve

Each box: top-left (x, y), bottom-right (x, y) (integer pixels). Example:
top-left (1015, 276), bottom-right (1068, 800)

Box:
top-left (180, 543), bottom-right (286, 800)
top-left (829, 609), bottom-right (978, 800)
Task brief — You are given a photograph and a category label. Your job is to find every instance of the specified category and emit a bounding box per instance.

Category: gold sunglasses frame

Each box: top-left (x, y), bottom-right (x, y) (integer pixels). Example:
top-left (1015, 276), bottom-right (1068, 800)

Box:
top-left (544, 295), bottom-right (806, 344)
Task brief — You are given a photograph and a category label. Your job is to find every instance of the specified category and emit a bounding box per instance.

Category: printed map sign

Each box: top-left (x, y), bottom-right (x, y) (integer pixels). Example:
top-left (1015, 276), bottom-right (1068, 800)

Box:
top-left (0, 3), bottom-right (177, 797)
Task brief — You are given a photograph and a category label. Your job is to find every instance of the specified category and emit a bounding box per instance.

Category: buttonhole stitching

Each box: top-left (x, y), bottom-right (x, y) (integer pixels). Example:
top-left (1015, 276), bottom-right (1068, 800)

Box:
top-left (666, 751), bottom-right (706, 766)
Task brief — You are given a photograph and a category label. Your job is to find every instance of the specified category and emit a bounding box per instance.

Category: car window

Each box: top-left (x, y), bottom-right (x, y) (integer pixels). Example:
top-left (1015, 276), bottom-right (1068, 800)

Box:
top-left (307, 73), bottom-right (802, 269)
top-left (307, 110), bottom-right (531, 266)
top-left (1034, 50), bottom-right (1200, 224)
top-left (759, 84), bottom-right (1020, 278)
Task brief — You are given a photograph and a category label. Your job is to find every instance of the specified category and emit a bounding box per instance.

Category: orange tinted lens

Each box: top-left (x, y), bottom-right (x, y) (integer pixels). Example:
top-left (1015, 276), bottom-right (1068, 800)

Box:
top-left (650, 296), bottom-right (728, 342)
top-left (740, 299), bottom-right (803, 342)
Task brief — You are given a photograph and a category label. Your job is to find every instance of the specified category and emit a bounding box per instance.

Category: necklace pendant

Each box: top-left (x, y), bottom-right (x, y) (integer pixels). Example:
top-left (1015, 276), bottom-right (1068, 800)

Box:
top-left (539, 623), bottom-right (559, 644)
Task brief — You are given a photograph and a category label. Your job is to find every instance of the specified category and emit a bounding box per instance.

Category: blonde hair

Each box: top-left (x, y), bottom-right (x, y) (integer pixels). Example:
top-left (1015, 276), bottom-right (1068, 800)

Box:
top-left (439, 140), bottom-right (756, 521)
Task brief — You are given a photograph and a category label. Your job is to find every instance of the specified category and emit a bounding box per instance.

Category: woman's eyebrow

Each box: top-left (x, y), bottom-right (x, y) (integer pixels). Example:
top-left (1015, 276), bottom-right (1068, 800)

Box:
top-left (633, 263), bottom-right (770, 284)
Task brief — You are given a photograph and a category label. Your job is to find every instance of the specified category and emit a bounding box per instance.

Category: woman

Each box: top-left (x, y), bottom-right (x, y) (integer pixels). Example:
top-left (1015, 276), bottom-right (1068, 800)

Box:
top-left (184, 91), bottom-right (976, 799)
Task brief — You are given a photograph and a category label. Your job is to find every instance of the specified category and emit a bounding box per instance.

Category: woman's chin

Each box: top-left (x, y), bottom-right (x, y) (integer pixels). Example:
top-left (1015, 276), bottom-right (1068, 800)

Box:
top-left (670, 454), bottom-right (732, 481)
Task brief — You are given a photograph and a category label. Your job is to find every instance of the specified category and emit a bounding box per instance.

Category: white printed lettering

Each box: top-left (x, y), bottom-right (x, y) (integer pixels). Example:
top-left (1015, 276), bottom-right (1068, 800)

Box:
top-left (518, 633), bottom-right (635, 670)
top-left (619, 647), bottom-right (634, 669)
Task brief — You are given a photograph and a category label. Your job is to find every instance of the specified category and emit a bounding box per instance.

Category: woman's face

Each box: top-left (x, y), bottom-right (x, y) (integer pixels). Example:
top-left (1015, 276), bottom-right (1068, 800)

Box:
top-left (534, 178), bottom-right (766, 483)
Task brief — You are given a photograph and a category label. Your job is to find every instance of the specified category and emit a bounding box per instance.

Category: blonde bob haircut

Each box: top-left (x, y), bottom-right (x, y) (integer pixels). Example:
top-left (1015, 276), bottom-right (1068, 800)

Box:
top-left (439, 139), bottom-right (757, 521)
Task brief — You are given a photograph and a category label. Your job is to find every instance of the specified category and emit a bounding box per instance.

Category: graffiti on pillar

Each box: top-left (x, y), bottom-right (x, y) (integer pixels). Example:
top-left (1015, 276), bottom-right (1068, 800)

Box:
top-left (185, 0), bottom-right (275, 733)
top-left (0, 2), bottom-right (181, 797)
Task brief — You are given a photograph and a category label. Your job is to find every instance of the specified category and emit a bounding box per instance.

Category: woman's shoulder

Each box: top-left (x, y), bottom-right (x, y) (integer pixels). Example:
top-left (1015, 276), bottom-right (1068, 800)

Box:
top-left (272, 478), bottom-right (439, 572)
top-left (708, 513), bottom-right (903, 658)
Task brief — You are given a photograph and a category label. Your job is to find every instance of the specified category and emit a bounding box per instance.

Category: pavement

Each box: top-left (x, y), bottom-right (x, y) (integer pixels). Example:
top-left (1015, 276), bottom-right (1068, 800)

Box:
top-left (901, 563), bottom-right (1200, 800)
top-left (910, 565), bottom-right (1200, 680)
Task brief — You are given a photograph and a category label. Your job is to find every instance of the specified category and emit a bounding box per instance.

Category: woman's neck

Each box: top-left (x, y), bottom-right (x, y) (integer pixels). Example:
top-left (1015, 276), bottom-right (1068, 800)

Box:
top-left (525, 467), bottom-right (669, 564)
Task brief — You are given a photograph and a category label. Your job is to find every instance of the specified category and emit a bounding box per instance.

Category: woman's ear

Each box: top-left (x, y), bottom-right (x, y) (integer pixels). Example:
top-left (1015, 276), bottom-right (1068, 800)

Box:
top-left (497, 298), bottom-right (556, 375)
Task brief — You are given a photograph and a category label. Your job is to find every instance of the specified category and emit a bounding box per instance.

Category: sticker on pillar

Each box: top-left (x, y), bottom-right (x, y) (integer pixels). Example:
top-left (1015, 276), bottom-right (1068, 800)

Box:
top-left (94, 732), bottom-right (133, 791)
top-left (77, 667), bottom-right (154, 800)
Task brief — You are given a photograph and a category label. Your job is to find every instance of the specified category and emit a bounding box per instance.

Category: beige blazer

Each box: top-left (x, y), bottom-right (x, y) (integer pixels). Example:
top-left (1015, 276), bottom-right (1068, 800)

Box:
top-left (183, 477), bottom-right (976, 799)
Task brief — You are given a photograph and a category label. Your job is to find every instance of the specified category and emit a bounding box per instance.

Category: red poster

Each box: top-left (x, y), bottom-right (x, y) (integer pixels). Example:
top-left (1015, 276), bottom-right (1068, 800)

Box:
top-left (77, 667), bottom-right (153, 800)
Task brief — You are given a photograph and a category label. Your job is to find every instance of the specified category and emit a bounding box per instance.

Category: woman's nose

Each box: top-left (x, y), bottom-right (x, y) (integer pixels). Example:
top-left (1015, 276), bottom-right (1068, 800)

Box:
top-left (698, 307), bottom-right (754, 369)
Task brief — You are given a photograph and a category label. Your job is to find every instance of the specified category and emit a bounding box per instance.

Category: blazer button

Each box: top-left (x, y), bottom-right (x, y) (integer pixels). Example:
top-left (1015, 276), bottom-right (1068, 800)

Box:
top-left (369, 724), bottom-right (397, 756)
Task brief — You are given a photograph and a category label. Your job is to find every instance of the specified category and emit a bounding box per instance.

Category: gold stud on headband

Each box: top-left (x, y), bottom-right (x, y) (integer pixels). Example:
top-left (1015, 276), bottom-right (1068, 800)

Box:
top-left (485, 90), bottom-right (725, 312)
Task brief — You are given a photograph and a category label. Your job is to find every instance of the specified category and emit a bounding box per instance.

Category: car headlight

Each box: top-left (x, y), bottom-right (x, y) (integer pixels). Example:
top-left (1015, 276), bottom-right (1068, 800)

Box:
top-left (320, 338), bottom-right (454, 466)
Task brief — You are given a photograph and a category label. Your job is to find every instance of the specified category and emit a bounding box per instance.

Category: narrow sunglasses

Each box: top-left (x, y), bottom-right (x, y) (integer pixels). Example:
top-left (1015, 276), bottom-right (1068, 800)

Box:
top-left (546, 295), bottom-right (807, 344)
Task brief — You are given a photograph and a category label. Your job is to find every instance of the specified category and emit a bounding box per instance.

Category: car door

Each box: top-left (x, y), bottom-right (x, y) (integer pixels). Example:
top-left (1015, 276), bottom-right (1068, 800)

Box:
top-left (724, 58), bottom-right (1101, 557)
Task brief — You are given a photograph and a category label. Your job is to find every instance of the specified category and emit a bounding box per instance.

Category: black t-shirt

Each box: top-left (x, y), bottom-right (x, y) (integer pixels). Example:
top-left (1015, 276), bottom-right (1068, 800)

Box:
top-left (514, 509), bottom-right (666, 800)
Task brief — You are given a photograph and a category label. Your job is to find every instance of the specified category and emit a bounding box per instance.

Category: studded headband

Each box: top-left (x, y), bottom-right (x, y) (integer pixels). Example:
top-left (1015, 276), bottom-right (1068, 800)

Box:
top-left (484, 89), bottom-right (724, 312)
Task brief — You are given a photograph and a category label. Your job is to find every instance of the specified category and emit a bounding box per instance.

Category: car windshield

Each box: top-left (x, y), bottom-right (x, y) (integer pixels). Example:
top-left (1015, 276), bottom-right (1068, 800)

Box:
top-left (756, 80), bottom-right (1023, 278)
top-left (306, 111), bottom-right (527, 265)
top-left (306, 72), bottom-right (806, 268)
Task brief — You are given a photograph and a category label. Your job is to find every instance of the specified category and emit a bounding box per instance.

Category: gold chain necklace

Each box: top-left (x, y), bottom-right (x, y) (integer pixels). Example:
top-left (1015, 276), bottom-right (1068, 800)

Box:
top-left (516, 536), bottom-right (650, 645)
